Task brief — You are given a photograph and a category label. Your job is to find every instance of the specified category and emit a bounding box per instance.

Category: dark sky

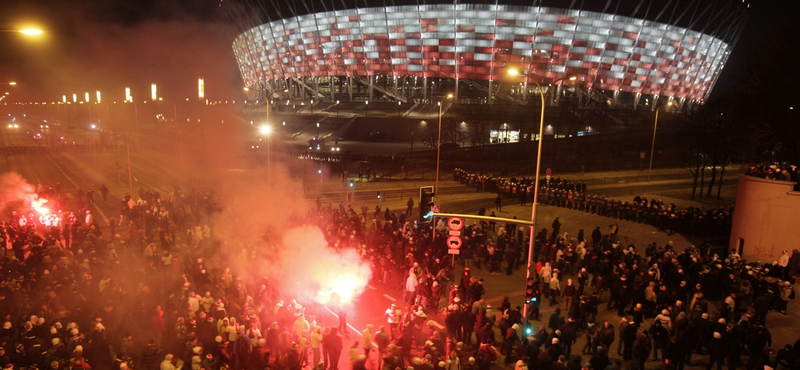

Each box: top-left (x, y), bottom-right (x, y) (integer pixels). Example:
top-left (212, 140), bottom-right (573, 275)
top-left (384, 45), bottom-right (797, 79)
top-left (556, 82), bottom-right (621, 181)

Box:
top-left (0, 0), bottom-right (797, 104)
top-left (0, 0), bottom-right (241, 103)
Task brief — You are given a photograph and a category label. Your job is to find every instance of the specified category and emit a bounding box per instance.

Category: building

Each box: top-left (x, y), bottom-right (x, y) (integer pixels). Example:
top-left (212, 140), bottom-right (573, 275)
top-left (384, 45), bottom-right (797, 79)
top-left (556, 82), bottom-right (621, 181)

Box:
top-left (231, 0), bottom-right (748, 110)
top-left (729, 174), bottom-right (800, 262)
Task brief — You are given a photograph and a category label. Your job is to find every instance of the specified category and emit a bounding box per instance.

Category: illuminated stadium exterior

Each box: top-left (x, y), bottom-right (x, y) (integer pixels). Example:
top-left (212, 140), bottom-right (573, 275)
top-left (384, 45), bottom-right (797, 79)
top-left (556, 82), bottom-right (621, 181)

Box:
top-left (232, 2), bottom-right (747, 109)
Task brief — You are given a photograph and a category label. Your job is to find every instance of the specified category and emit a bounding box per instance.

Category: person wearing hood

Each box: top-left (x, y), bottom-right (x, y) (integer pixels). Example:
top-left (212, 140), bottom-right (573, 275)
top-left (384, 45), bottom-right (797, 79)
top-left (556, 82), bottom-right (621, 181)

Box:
top-left (160, 354), bottom-right (180, 370)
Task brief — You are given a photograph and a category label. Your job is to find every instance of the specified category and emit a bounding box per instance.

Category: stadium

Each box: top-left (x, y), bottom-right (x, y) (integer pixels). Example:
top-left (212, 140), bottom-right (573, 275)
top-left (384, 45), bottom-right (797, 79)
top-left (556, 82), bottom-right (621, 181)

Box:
top-left (231, 0), bottom-right (748, 111)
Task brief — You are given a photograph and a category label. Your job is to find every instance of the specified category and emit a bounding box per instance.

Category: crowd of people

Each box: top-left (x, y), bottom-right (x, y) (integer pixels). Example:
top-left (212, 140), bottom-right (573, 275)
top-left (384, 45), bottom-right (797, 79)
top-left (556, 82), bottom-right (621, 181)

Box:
top-left (453, 168), bottom-right (733, 240)
top-left (0, 173), bottom-right (798, 370)
top-left (746, 164), bottom-right (799, 191)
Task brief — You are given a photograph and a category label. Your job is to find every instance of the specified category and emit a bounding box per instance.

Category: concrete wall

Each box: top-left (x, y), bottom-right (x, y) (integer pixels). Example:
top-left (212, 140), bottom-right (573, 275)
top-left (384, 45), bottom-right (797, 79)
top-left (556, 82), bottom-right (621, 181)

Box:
top-left (730, 174), bottom-right (800, 261)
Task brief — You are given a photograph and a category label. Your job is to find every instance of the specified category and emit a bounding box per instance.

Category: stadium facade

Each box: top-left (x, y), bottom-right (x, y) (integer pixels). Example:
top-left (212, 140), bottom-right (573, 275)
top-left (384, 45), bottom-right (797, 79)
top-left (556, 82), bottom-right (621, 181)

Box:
top-left (232, 1), bottom-right (748, 109)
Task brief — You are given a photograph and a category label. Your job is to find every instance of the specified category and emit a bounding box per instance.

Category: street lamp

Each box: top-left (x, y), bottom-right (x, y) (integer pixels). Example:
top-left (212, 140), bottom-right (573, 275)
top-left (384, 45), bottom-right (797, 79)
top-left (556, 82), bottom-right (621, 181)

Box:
top-left (259, 125), bottom-right (273, 183)
top-left (365, 100), bottom-right (369, 117)
top-left (648, 101), bottom-right (673, 181)
top-left (508, 68), bottom-right (576, 323)
top-left (336, 100), bottom-right (340, 117)
top-left (435, 93), bottom-right (454, 194)
top-left (316, 122), bottom-right (320, 139)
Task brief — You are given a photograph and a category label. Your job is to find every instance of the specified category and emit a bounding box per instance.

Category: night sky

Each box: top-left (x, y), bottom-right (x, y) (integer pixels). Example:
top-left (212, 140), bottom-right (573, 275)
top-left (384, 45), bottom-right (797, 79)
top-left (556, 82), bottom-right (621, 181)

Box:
top-left (0, 0), bottom-right (798, 105)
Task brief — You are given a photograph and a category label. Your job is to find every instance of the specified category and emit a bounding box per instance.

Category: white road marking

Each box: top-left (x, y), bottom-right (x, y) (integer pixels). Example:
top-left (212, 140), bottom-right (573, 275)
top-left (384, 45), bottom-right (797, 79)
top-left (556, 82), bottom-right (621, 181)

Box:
top-left (367, 285), bottom-right (377, 290)
top-left (430, 321), bottom-right (445, 329)
top-left (383, 294), bottom-right (396, 301)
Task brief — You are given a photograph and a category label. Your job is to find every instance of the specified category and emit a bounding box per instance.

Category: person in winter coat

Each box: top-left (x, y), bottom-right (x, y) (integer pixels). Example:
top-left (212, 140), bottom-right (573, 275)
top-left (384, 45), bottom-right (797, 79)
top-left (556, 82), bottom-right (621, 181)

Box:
top-left (160, 354), bottom-right (179, 370)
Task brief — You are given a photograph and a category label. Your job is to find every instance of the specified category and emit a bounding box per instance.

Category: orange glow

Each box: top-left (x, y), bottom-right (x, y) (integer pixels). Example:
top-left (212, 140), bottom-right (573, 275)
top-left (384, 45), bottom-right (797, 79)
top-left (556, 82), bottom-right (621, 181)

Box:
top-left (31, 196), bottom-right (49, 215)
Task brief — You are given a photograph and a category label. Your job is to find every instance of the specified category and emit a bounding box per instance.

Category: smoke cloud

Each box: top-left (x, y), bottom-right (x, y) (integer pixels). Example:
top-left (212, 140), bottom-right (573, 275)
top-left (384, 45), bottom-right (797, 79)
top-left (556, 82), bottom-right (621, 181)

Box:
top-left (196, 161), bottom-right (371, 308)
top-left (277, 225), bottom-right (372, 307)
top-left (0, 172), bottom-right (37, 211)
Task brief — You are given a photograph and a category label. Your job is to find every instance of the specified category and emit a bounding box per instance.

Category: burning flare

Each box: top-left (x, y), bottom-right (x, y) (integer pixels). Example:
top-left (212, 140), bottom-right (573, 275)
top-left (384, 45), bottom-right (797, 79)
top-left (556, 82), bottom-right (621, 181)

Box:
top-left (31, 196), bottom-right (49, 215)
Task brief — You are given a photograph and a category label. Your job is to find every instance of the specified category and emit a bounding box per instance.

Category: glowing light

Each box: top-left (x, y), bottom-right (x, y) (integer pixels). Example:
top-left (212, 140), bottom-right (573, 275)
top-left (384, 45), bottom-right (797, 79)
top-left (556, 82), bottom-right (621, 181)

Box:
top-left (31, 197), bottom-right (49, 215)
top-left (151, 83), bottom-right (157, 101)
top-left (125, 87), bottom-right (132, 102)
top-left (19, 29), bottom-right (43, 35)
top-left (278, 226), bottom-right (372, 308)
top-left (84, 92), bottom-right (90, 102)
top-left (198, 78), bottom-right (205, 99)
top-left (96, 91), bottom-right (102, 103)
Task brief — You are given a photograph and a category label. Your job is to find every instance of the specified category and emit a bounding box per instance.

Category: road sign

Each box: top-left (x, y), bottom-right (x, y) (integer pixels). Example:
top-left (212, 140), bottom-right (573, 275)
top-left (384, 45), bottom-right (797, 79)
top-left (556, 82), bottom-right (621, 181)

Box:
top-left (447, 217), bottom-right (464, 231)
top-left (448, 249), bottom-right (460, 255)
top-left (449, 230), bottom-right (462, 236)
top-left (432, 204), bottom-right (441, 213)
top-left (446, 235), bottom-right (462, 249)
top-left (546, 168), bottom-right (552, 175)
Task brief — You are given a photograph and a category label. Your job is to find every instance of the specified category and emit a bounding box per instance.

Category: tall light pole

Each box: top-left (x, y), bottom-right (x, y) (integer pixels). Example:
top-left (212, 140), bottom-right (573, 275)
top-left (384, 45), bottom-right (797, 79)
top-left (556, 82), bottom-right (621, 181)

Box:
top-left (648, 101), bottom-right (673, 181)
top-left (260, 125), bottom-right (272, 183)
top-left (508, 69), bottom-right (576, 323)
top-left (434, 93), bottom-right (454, 194)
top-left (365, 100), bottom-right (369, 117)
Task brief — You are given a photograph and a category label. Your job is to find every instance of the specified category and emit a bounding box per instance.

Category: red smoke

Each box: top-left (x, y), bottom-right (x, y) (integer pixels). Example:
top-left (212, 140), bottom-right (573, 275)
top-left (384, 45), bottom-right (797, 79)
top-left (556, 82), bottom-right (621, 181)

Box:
top-left (276, 225), bottom-right (372, 308)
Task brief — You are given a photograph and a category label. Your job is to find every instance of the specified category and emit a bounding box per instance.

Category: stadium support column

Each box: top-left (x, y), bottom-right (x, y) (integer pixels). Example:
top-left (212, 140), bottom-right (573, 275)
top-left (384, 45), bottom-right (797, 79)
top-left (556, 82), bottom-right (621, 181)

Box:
top-left (330, 79), bottom-right (335, 101)
top-left (369, 75), bottom-right (374, 100)
top-left (634, 93), bottom-right (641, 110)
top-left (455, 78), bottom-right (459, 101)
top-left (424, 77), bottom-right (428, 100)
top-left (348, 76), bottom-right (353, 101)
top-left (488, 79), bottom-right (492, 103)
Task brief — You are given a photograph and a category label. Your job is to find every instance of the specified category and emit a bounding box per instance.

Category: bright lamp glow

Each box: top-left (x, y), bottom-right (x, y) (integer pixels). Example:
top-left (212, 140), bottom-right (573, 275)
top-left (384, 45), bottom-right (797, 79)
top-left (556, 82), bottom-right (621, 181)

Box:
top-left (19, 29), bottom-right (43, 35)
top-left (259, 125), bottom-right (272, 135)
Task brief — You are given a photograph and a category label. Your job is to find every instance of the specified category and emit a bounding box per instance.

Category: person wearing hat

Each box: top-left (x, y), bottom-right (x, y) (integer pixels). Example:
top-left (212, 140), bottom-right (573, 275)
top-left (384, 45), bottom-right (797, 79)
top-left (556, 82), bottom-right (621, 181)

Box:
top-left (707, 332), bottom-right (726, 370)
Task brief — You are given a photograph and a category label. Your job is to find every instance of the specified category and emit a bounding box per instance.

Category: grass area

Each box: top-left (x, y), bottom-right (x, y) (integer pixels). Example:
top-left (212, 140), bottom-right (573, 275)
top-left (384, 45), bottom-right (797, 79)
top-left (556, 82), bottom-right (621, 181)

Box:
top-left (651, 184), bottom-right (738, 209)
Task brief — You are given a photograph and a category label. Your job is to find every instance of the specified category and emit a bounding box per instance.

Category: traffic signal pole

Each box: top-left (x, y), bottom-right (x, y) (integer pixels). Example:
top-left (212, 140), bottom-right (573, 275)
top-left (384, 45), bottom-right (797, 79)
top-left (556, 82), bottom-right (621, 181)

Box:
top-left (431, 212), bottom-right (533, 227)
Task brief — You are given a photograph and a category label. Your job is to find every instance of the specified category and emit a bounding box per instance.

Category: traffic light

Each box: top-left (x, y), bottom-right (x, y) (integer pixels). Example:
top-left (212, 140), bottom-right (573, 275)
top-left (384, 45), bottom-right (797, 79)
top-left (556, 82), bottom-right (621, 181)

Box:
top-left (376, 191), bottom-right (381, 199)
top-left (419, 186), bottom-right (435, 223)
top-left (525, 278), bottom-right (538, 304)
top-left (349, 180), bottom-right (355, 188)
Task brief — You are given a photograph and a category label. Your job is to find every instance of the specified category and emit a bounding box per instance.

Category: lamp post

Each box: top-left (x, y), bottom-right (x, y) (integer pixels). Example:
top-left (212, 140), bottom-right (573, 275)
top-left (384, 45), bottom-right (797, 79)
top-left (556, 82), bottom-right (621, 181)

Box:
top-left (648, 101), bottom-right (673, 181)
top-left (435, 93), bottom-right (454, 194)
top-left (316, 122), bottom-right (320, 139)
top-left (508, 69), bottom-right (576, 323)
top-left (336, 100), bottom-right (340, 117)
top-left (260, 125), bottom-right (272, 184)
top-left (365, 101), bottom-right (369, 117)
